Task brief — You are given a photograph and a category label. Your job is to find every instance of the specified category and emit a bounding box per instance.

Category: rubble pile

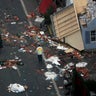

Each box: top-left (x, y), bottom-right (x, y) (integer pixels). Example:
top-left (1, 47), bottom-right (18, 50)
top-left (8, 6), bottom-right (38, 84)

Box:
top-left (1, 31), bottom-right (27, 46)
top-left (0, 59), bottom-right (23, 69)
top-left (43, 44), bottom-right (90, 80)
top-left (8, 83), bottom-right (27, 93)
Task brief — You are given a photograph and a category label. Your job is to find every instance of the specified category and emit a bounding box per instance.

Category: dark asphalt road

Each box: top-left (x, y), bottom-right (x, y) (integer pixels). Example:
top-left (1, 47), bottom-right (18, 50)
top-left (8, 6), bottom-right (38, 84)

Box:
top-left (1, 1), bottom-right (96, 96)
top-left (0, 0), bottom-right (63, 96)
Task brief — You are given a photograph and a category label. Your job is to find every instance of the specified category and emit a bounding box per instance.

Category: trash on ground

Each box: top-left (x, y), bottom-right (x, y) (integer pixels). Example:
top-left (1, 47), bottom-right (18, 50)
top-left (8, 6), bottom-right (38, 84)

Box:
top-left (76, 62), bottom-right (88, 67)
top-left (11, 65), bottom-right (17, 70)
top-left (57, 44), bottom-right (68, 50)
top-left (46, 64), bottom-right (53, 69)
top-left (7, 83), bottom-right (28, 93)
top-left (45, 56), bottom-right (61, 65)
top-left (44, 71), bottom-right (57, 80)
top-left (35, 16), bottom-right (45, 23)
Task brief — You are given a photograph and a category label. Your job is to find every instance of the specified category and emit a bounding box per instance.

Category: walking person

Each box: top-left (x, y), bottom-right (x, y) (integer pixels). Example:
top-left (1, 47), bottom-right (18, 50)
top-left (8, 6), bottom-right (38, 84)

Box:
top-left (36, 44), bottom-right (44, 64)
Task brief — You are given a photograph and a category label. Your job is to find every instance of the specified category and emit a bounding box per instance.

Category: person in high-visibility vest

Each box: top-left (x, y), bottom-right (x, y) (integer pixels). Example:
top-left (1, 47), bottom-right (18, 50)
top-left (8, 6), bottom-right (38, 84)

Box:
top-left (36, 44), bottom-right (43, 63)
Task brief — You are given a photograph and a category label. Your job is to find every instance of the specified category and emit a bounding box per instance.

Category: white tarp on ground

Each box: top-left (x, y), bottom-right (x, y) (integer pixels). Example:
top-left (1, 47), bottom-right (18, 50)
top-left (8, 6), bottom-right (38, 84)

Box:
top-left (57, 45), bottom-right (68, 50)
top-left (8, 83), bottom-right (25, 93)
top-left (44, 72), bottom-right (57, 80)
top-left (46, 64), bottom-right (53, 69)
top-left (48, 39), bottom-right (58, 47)
top-left (64, 62), bottom-right (74, 69)
top-left (40, 31), bottom-right (45, 35)
top-left (35, 16), bottom-right (45, 23)
top-left (45, 56), bottom-right (61, 65)
top-left (76, 62), bottom-right (88, 67)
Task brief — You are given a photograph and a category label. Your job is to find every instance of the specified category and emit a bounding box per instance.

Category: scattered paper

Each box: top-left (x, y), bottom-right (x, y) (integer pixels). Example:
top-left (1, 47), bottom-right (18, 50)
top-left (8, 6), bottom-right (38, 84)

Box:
top-left (46, 64), bottom-right (53, 69)
top-left (12, 66), bottom-right (17, 70)
top-left (57, 45), bottom-right (68, 50)
top-left (8, 83), bottom-right (25, 93)
top-left (44, 72), bottom-right (57, 80)
top-left (76, 62), bottom-right (88, 67)
top-left (35, 16), bottom-right (44, 23)
top-left (11, 22), bottom-right (16, 24)
top-left (45, 56), bottom-right (60, 65)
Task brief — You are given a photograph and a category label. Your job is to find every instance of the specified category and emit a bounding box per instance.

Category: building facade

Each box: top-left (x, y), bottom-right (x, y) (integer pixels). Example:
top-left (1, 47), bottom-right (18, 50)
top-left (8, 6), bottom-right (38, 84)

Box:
top-left (51, 0), bottom-right (96, 51)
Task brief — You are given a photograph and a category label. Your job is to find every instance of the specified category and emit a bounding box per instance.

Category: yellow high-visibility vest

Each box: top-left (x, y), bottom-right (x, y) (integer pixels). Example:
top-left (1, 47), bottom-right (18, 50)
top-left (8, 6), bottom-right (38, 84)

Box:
top-left (36, 47), bottom-right (43, 55)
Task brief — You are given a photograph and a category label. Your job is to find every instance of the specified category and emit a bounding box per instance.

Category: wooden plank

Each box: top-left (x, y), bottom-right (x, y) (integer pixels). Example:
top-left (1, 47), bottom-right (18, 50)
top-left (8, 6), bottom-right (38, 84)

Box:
top-left (59, 28), bottom-right (80, 38)
top-left (56, 13), bottom-right (75, 24)
top-left (73, 0), bottom-right (87, 14)
top-left (59, 22), bottom-right (78, 32)
top-left (57, 25), bottom-right (79, 36)
top-left (52, 4), bottom-right (81, 39)
top-left (59, 25), bottom-right (79, 33)
top-left (54, 17), bottom-right (77, 29)
top-left (54, 6), bottom-right (74, 20)
top-left (54, 15), bottom-right (76, 29)
top-left (54, 14), bottom-right (76, 27)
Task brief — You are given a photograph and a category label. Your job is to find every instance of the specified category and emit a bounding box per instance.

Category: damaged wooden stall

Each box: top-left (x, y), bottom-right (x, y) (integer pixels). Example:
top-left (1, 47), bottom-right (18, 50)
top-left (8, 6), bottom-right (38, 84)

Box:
top-left (51, 4), bottom-right (84, 51)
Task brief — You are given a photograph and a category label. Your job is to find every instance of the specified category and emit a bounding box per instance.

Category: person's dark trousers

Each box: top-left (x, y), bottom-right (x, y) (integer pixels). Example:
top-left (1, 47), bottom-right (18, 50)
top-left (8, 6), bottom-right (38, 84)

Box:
top-left (38, 55), bottom-right (42, 64)
top-left (0, 40), bottom-right (3, 48)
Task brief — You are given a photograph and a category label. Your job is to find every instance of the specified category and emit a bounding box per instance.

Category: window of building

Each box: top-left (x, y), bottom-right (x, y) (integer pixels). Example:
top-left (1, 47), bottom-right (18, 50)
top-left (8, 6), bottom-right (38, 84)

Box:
top-left (90, 30), bottom-right (96, 42)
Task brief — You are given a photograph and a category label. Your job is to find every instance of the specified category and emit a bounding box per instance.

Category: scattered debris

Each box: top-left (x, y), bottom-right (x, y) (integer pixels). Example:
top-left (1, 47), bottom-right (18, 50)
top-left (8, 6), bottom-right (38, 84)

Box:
top-left (11, 65), bottom-right (18, 70)
top-left (45, 56), bottom-right (61, 65)
top-left (76, 62), bottom-right (88, 68)
top-left (35, 16), bottom-right (45, 23)
top-left (44, 71), bottom-right (57, 80)
top-left (57, 44), bottom-right (68, 50)
top-left (46, 64), bottom-right (53, 69)
top-left (46, 87), bottom-right (51, 90)
top-left (0, 59), bottom-right (24, 69)
top-left (7, 83), bottom-right (28, 93)
top-left (58, 86), bottom-right (63, 89)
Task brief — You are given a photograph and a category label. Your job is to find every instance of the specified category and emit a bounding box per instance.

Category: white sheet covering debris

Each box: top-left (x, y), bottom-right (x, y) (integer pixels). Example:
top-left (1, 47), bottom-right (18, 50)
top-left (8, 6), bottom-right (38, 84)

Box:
top-left (46, 64), bottom-right (53, 69)
top-left (76, 62), bottom-right (88, 67)
top-left (12, 66), bottom-right (17, 70)
top-left (44, 72), bottom-right (57, 80)
top-left (35, 16), bottom-right (44, 23)
top-left (8, 83), bottom-right (25, 93)
top-left (40, 31), bottom-right (45, 35)
top-left (45, 56), bottom-right (61, 65)
top-left (18, 48), bottom-right (26, 52)
top-left (63, 62), bottom-right (74, 71)
top-left (57, 45), bottom-right (68, 50)
top-left (68, 62), bottom-right (74, 67)
top-left (11, 22), bottom-right (16, 24)
top-left (48, 39), bottom-right (57, 46)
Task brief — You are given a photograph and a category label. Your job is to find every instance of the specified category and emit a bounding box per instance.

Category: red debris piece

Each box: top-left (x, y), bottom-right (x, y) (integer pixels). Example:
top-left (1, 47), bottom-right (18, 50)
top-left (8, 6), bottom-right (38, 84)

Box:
top-left (13, 16), bottom-right (19, 21)
top-left (30, 12), bottom-right (35, 18)
top-left (76, 67), bottom-right (89, 79)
